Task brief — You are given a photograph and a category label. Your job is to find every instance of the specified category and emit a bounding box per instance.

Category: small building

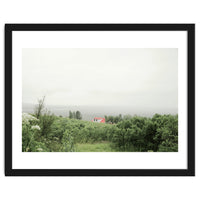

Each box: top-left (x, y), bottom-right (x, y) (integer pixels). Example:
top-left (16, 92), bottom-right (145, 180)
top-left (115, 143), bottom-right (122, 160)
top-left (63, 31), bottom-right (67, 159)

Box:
top-left (92, 117), bottom-right (105, 123)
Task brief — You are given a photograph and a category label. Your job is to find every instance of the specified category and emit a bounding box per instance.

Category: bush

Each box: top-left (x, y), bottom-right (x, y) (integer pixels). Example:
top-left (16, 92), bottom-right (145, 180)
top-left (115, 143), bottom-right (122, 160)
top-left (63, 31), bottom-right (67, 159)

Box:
top-left (22, 112), bottom-right (178, 152)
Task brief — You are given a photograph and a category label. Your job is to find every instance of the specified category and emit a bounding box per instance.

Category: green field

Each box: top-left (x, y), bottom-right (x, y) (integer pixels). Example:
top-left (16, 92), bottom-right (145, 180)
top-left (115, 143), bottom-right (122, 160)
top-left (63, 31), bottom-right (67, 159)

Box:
top-left (76, 142), bottom-right (115, 152)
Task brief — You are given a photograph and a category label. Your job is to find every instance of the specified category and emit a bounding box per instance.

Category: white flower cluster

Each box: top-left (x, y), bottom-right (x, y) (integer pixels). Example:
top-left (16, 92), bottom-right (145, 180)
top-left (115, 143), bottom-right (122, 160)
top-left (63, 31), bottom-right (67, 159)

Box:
top-left (37, 148), bottom-right (43, 152)
top-left (31, 125), bottom-right (41, 130)
top-left (22, 113), bottom-right (39, 125)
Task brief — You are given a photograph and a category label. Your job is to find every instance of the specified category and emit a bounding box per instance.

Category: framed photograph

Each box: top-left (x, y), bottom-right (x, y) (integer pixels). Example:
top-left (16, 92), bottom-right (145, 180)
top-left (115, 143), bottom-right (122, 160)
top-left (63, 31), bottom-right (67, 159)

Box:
top-left (5, 24), bottom-right (195, 176)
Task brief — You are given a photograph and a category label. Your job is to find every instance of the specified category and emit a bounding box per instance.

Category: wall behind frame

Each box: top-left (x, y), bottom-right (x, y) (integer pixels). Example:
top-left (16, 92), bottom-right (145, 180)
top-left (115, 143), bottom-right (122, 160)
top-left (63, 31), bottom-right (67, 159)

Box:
top-left (0, 0), bottom-right (199, 200)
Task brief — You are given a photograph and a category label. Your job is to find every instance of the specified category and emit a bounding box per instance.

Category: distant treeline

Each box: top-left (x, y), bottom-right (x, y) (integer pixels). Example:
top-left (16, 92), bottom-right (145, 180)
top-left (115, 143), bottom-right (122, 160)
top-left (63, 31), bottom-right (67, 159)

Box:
top-left (105, 114), bottom-right (134, 124)
top-left (69, 110), bottom-right (82, 120)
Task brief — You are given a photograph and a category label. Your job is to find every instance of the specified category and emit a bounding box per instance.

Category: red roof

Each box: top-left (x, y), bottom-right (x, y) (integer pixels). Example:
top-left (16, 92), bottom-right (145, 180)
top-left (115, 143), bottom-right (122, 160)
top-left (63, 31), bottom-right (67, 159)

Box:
top-left (94, 117), bottom-right (104, 119)
top-left (92, 117), bottom-right (105, 123)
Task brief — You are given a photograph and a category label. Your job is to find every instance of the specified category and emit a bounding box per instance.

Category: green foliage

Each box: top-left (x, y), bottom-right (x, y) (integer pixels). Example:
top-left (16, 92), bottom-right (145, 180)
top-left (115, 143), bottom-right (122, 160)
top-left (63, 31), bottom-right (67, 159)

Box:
top-left (22, 111), bottom-right (178, 152)
top-left (157, 115), bottom-right (178, 152)
top-left (69, 110), bottom-right (82, 120)
top-left (69, 111), bottom-right (73, 119)
top-left (39, 110), bottom-right (55, 137)
top-left (61, 130), bottom-right (75, 152)
top-left (22, 113), bottom-right (42, 152)
top-left (105, 114), bottom-right (123, 124)
top-left (76, 142), bottom-right (114, 152)
top-left (34, 96), bottom-right (45, 119)
top-left (76, 111), bottom-right (82, 120)
top-left (110, 114), bottom-right (178, 152)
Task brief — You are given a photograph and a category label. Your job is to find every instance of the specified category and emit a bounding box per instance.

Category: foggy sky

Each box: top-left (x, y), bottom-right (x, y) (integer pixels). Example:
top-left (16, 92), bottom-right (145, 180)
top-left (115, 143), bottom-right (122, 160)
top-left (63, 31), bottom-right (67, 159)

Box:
top-left (22, 48), bottom-right (178, 113)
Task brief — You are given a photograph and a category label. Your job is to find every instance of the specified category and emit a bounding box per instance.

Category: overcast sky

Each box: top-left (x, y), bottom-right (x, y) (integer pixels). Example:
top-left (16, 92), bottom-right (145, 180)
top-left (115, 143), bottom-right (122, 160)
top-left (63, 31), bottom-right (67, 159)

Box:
top-left (22, 48), bottom-right (178, 112)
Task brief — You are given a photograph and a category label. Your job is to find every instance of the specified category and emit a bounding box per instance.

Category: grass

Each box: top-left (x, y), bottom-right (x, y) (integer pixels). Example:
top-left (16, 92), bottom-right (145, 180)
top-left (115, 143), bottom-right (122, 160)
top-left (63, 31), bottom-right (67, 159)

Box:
top-left (75, 141), bottom-right (117, 152)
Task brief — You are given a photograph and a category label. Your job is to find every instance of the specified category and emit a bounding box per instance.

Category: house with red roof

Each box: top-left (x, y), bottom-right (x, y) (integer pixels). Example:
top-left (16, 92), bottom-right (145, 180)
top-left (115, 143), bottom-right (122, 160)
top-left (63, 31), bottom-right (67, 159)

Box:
top-left (92, 117), bottom-right (105, 123)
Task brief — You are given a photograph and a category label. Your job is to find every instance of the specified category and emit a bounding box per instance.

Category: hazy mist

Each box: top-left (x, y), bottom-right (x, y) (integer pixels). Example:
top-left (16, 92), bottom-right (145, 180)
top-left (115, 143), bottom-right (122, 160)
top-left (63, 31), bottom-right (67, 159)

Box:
top-left (22, 48), bottom-right (178, 117)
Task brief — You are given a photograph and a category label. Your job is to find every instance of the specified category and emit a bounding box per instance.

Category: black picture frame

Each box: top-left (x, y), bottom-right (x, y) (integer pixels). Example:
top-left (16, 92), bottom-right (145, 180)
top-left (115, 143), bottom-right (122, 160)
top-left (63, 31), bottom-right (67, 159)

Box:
top-left (5, 24), bottom-right (195, 176)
